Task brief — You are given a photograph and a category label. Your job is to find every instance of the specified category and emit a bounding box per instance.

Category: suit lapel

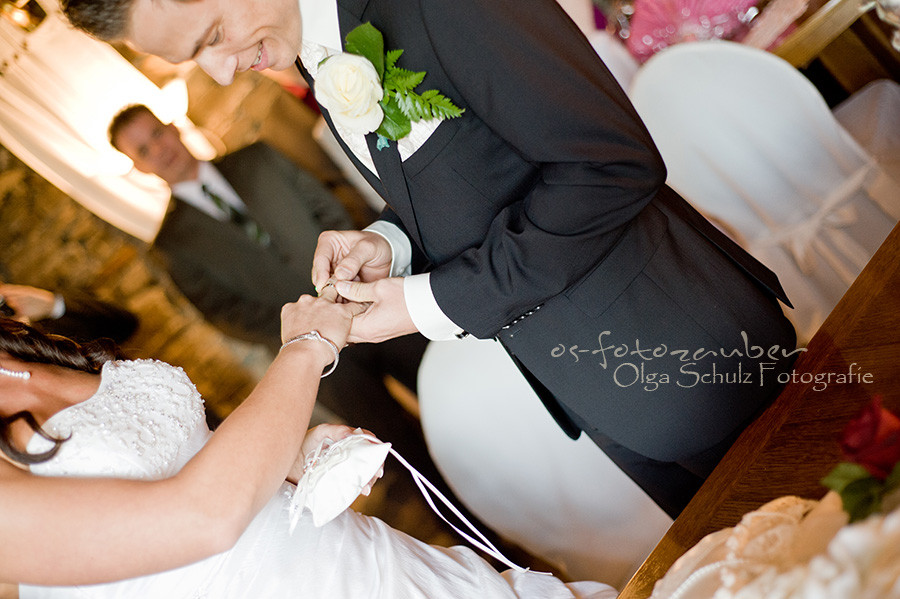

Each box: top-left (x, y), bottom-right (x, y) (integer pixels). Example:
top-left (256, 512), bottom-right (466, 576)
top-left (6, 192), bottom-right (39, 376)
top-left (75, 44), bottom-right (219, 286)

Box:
top-left (298, 0), bottom-right (426, 250)
top-left (341, 0), bottom-right (425, 248)
top-left (295, 57), bottom-right (389, 201)
top-left (364, 135), bottom-right (424, 250)
top-left (294, 0), bottom-right (381, 195)
top-left (336, 0), bottom-right (370, 24)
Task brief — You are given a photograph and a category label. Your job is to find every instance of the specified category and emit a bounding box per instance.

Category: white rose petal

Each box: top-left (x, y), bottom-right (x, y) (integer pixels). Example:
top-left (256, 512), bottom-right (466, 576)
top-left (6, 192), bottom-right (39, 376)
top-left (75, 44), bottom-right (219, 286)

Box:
top-left (315, 53), bottom-right (384, 135)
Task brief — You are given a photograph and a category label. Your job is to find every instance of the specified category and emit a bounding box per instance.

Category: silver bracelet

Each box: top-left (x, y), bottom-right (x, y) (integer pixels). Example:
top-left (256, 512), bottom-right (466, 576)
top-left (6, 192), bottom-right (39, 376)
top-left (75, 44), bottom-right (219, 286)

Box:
top-left (280, 330), bottom-right (340, 378)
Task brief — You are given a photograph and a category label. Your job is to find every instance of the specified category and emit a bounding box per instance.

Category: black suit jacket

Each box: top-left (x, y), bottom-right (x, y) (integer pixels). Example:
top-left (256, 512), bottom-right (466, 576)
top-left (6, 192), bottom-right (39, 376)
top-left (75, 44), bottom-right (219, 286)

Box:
top-left (151, 142), bottom-right (353, 349)
top-left (306, 0), bottom-right (797, 461)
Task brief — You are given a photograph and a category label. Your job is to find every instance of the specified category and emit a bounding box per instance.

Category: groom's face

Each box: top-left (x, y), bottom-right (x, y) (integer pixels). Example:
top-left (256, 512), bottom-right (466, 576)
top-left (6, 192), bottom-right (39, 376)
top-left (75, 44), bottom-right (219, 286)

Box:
top-left (125, 0), bottom-right (302, 85)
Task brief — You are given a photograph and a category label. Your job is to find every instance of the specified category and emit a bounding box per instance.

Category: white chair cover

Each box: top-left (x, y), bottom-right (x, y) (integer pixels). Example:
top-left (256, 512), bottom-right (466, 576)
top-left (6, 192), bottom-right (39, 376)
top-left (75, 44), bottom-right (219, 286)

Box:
top-left (587, 30), bottom-right (641, 91)
top-left (417, 337), bottom-right (672, 589)
top-left (555, 0), bottom-right (641, 92)
top-left (628, 41), bottom-right (900, 344)
top-left (833, 78), bottom-right (900, 192)
top-left (556, 0), bottom-right (598, 35)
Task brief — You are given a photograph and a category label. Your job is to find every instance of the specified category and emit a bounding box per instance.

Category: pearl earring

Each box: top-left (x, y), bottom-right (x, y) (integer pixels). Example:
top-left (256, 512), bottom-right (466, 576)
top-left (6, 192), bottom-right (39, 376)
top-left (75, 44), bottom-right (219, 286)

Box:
top-left (0, 365), bottom-right (31, 380)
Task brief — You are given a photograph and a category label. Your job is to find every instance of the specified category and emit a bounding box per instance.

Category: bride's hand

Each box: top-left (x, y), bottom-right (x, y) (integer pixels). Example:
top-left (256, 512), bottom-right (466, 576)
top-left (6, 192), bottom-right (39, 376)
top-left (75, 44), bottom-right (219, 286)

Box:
top-left (286, 424), bottom-right (385, 492)
top-left (280, 288), bottom-right (367, 356)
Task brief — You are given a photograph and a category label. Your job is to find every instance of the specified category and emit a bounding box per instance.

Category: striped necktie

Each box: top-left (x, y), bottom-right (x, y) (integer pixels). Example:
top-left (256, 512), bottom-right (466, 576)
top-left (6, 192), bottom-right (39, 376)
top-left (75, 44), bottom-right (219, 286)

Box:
top-left (202, 184), bottom-right (271, 247)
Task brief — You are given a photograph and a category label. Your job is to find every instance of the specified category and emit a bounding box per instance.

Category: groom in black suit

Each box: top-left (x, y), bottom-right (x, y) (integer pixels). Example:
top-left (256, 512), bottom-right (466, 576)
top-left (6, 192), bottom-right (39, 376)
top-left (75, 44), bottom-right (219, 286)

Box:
top-left (302, 0), bottom-right (800, 515)
top-left (71, 0), bottom-right (797, 517)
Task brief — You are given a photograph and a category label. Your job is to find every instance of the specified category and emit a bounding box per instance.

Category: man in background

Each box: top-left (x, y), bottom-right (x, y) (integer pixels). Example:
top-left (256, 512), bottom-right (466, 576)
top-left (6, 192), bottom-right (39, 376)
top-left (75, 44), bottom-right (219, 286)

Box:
top-left (110, 104), bottom-right (353, 349)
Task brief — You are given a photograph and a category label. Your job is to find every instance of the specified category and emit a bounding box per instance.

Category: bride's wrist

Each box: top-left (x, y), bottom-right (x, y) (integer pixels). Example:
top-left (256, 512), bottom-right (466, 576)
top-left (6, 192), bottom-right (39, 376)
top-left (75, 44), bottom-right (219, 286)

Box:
top-left (278, 341), bottom-right (335, 376)
top-left (279, 331), bottom-right (340, 377)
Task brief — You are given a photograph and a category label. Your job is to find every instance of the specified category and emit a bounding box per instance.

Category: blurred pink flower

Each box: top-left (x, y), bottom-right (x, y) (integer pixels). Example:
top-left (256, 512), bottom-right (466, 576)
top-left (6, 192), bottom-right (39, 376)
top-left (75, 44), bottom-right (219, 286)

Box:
top-left (626, 0), bottom-right (758, 61)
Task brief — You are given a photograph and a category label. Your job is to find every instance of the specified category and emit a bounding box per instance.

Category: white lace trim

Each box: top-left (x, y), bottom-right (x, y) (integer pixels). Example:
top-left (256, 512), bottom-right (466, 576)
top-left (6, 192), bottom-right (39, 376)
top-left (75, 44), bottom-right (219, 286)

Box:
top-left (650, 493), bottom-right (900, 599)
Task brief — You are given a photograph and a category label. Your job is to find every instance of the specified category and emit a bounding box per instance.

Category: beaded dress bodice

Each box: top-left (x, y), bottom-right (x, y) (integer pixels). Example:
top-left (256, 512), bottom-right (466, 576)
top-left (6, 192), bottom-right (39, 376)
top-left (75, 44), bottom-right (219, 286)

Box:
top-left (28, 360), bottom-right (210, 480)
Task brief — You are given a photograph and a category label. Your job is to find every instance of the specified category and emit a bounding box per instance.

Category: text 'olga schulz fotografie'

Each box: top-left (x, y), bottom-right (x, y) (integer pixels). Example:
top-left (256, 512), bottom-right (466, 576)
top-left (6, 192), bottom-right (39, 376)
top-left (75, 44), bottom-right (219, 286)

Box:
top-left (550, 331), bottom-right (874, 392)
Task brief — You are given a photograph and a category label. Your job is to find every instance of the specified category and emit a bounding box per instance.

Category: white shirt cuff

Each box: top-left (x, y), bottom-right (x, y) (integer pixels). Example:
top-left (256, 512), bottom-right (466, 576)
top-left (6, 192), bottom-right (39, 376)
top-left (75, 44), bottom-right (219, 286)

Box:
top-left (364, 220), bottom-right (412, 277)
top-left (404, 273), bottom-right (465, 340)
top-left (50, 294), bottom-right (66, 319)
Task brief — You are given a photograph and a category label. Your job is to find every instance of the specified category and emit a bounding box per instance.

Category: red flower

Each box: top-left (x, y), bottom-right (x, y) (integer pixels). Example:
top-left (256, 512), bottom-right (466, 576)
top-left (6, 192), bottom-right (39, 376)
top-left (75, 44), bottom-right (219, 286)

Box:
top-left (840, 396), bottom-right (900, 479)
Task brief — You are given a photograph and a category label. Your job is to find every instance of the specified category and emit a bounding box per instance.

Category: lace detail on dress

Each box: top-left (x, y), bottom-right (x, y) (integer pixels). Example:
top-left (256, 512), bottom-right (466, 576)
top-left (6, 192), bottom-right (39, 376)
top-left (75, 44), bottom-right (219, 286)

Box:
top-left (28, 360), bottom-right (207, 480)
top-left (718, 496), bottom-right (900, 599)
top-left (650, 493), bottom-right (855, 599)
top-left (716, 495), bottom-right (819, 593)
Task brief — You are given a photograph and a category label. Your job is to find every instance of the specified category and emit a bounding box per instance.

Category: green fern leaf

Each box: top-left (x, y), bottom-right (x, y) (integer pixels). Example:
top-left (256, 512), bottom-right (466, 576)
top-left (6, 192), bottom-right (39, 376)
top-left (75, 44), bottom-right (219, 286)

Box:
top-left (385, 49), bottom-right (403, 70)
top-left (385, 68), bottom-right (426, 94)
top-left (422, 92), bottom-right (465, 120)
top-left (395, 92), bottom-right (425, 121)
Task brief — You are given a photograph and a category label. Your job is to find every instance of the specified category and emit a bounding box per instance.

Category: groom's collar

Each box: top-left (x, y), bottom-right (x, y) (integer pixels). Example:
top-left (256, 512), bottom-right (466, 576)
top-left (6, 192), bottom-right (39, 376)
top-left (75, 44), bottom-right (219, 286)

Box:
top-left (335, 0), bottom-right (371, 21)
top-left (299, 0), bottom-right (342, 51)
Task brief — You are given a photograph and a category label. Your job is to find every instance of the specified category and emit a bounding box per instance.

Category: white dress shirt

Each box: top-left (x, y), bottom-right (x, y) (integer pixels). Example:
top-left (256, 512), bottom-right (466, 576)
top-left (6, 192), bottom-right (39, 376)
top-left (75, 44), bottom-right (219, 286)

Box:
top-left (297, 0), bottom-right (463, 340)
top-left (171, 161), bottom-right (252, 221)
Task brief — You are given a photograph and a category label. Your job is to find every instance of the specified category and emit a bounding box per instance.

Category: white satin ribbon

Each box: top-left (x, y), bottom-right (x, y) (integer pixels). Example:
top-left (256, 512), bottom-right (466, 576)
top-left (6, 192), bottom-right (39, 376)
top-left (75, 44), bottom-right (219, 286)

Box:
top-left (386, 446), bottom-right (550, 575)
top-left (289, 433), bottom-right (548, 575)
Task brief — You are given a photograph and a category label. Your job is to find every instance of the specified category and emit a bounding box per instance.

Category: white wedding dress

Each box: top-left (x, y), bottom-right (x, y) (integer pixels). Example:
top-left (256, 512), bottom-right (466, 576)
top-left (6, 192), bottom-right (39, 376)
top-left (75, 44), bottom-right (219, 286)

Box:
top-left (19, 360), bottom-right (616, 599)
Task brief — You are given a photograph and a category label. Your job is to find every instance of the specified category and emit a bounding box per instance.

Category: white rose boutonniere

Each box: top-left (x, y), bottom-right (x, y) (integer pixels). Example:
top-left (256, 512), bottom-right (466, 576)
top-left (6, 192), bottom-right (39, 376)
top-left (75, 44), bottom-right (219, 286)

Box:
top-left (315, 53), bottom-right (385, 135)
top-left (316, 23), bottom-right (464, 149)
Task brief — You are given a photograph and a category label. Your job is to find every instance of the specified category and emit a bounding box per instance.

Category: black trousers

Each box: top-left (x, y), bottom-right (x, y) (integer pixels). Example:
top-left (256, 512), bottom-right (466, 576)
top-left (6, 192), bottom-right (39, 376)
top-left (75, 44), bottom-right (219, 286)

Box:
top-left (508, 348), bottom-right (792, 518)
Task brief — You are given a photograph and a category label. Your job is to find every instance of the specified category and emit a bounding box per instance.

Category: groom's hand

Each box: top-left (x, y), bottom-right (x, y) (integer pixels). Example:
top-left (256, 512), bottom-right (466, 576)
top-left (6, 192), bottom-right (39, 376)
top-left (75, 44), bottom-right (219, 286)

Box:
top-left (334, 277), bottom-right (417, 343)
top-left (312, 230), bottom-right (393, 293)
top-left (315, 280), bottom-right (341, 302)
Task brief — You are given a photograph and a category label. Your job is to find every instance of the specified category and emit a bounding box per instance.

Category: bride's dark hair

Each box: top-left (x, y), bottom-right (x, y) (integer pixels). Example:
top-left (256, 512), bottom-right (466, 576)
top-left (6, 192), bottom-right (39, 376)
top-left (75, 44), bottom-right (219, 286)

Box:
top-left (0, 318), bottom-right (119, 464)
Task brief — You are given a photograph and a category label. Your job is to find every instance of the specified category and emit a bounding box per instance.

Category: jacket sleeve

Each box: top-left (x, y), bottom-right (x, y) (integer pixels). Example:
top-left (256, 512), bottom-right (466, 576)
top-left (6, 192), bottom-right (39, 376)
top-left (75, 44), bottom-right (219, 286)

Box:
top-left (379, 205), bottom-right (432, 274)
top-left (419, 0), bottom-right (667, 337)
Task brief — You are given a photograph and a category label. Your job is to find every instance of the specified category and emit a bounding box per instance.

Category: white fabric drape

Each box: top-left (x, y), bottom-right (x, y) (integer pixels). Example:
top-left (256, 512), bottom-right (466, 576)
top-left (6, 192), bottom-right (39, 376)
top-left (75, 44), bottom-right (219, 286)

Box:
top-left (556, 0), bottom-right (641, 91)
top-left (833, 78), bottom-right (900, 192)
top-left (628, 41), bottom-right (900, 344)
top-left (0, 5), bottom-right (193, 242)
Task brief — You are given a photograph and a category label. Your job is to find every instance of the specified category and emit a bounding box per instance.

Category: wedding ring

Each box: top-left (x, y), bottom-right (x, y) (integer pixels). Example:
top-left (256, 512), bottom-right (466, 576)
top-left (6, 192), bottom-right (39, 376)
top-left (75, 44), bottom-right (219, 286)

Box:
top-left (317, 279), bottom-right (337, 297)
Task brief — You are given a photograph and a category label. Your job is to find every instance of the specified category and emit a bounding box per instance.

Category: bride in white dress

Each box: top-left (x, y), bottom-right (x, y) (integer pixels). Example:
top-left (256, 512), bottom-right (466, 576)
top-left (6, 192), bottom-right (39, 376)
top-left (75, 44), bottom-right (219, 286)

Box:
top-left (0, 294), bottom-right (615, 599)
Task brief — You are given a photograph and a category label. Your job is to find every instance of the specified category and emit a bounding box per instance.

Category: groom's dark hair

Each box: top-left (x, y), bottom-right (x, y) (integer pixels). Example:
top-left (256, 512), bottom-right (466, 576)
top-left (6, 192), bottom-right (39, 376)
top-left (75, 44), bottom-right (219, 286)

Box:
top-left (62, 0), bottom-right (192, 41)
top-left (61, 0), bottom-right (134, 40)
